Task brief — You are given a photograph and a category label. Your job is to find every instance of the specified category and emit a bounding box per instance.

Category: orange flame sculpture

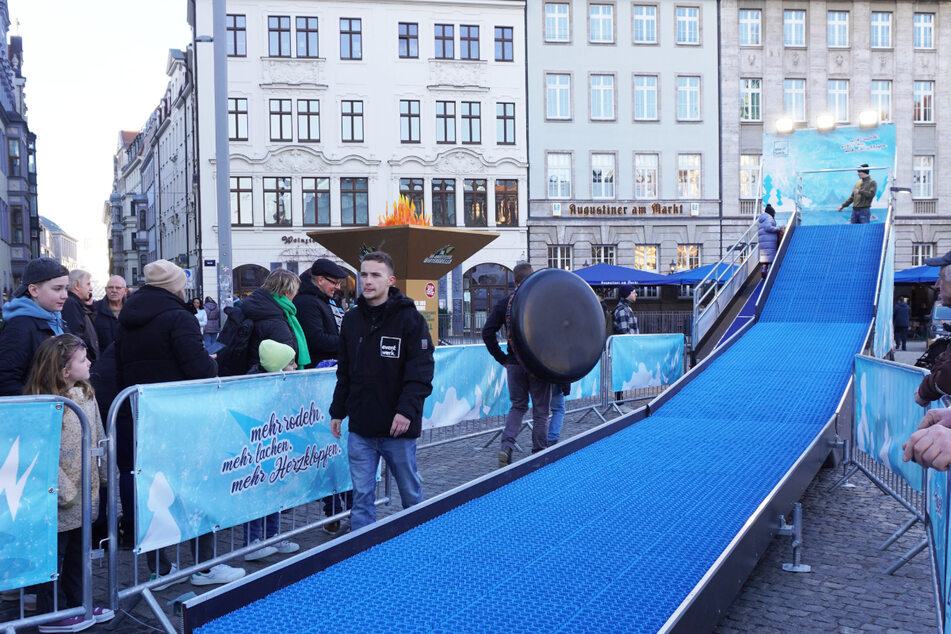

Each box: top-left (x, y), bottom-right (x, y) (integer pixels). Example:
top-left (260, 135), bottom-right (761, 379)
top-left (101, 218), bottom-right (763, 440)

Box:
top-left (379, 195), bottom-right (431, 226)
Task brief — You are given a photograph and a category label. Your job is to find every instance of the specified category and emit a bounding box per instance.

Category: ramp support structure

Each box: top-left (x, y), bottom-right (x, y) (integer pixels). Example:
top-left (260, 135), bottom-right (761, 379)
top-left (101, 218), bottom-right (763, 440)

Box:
top-left (779, 503), bottom-right (812, 573)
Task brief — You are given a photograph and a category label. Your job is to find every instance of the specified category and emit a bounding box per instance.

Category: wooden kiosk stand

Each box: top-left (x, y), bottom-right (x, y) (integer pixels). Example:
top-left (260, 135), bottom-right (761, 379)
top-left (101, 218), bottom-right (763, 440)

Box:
top-left (306, 226), bottom-right (498, 343)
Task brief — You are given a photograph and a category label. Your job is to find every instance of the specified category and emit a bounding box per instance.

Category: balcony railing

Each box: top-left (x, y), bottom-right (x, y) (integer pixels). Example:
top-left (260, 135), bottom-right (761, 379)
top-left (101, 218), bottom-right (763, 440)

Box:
top-left (738, 199), bottom-right (759, 215)
top-left (914, 199), bottom-right (937, 215)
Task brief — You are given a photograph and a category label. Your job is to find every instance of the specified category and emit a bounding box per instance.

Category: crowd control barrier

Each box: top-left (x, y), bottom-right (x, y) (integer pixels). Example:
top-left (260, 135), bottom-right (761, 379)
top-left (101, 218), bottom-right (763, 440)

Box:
top-left (0, 396), bottom-right (98, 633)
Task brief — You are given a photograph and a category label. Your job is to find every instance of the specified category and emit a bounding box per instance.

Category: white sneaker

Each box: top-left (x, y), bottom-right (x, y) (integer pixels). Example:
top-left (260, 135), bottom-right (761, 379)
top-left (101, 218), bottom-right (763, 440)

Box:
top-left (190, 563), bottom-right (246, 586)
top-left (275, 540), bottom-right (299, 554)
top-left (243, 539), bottom-right (277, 561)
top-left (148, 563), bottom-right (184, 591)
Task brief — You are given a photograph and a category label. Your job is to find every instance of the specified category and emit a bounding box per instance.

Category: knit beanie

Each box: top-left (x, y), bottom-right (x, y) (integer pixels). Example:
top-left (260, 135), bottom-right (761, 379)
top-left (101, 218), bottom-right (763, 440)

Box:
top-left (618, 284), bottom-right (636, 299)
top-left (144, 259), bottom-right (186, 295)
top-left (259, 339), bottom-right (296, 372)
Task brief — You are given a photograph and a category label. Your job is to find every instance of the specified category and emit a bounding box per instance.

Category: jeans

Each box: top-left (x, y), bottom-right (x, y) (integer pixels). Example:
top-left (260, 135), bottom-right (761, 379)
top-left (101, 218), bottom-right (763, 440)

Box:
top-left (850, 207), bottom-right (870, 224)
top-left (502, 364), bottom-right (551, 453)
top-left (244, 513), bottom-right (279, 544)
top-left (548, 390), bottom-right (565, 443)
top-left (36, 527), bottom-right (83, 613)
top-left (322, 491), bottom-right (353, 517)
top-left (895, 326), bottom-right (908, 351)
top-left (348, 432), bottom-right (423, 531)
top-left (203, 332), bottom-right (218, 350)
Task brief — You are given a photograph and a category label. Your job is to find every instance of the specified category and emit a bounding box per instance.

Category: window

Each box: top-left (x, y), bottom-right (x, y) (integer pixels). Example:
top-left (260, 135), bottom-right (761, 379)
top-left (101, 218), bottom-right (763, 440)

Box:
top-left (461, 102), bottom-right (481, 144)
top-left (632, 5), bottom-right (656, 44)
top-left (634, 154), bottom-right (658, 199)
top-left (400, 100), bottom-right (420, 143)
top-left (495, 26), bottom-right (513, 61)
top-left (912, 243), bottom-right (936, 267)
top-left (436, 101), bottom-right (456, 143)
top-left (784, 79), bottom-right (806, 122)
top-left (784, 10), bottom-right (805, 47)
top-left (546, 74), bottom-right (571, 120)
top-left (827, 11), bottom-right (848, 48)
top-left (914, 81), bottom-right (934, 124)
top-left (914, 13), bottom-right (934, 49)
top-left (677, 153), bottom-right (701, 198)
top-left (296, 17), bottom-right (319, 57)
top-left (633, 75), bottom-right (658, 120)
top-left (740, 78), bottom-right (761, 122)
top-left (739, 154), bottom-right (760, 199)
top-left (460, 25), bottom-right (479, 60)
top-left (268, 16), bottom-right (291, 57)
top-left (676, 76), bottom-right (700, 121)
top-left (547, 153), bottom-right (571, 199)
top-left (263, 177), bottom-right (292, 225)
top-left (399, 178), bottom-right (424, 216)
top-left (496, 102), bottom-right (515, 144)
top-left (545, 3), bottom-right (570, 42)
top-left (634, 245), bottom-right (658, 271)
top-left (913, 156), bottom-right (934, 198)
top-left (739, 9), bottom-right (761, 46)
top-left (435, 24), bottom-right (454, 59)
top-left (870, 12), bottom-right (891, 49)
top-left (228, 97), bottom-right (248, 141)
top-left (592, 245), bottom-right (616, 265)
top-left (269, 99), bottom-right (292, 141)
top-left (548, 245), bottom-right (572, 270)
top-left (590, 4), bottom-right (614, 43)
top-left (341, 100), bottom-right (364, 142)
top-left (399, 22), bottom-right (418, 58)
top-left (828, 80), bottom-right (849, 123)
top-left (871, 80), bottom-right (891, 123)
top-left (590, 74), bottom-right (615, 120)
top-left (226, 15), bottom-right (247, 56)
top-left (297, 100), bottom-right (320, 142)
top-left (591, 153), bottom-right (615, 199)
top-left (10, 206), bottom-right (21, 243)
top-left (432, 179), bottom-right (456, 226)
top-left (677, 244), bottom-right (700, 270)
top-left (340, 177), bottom-right (368, 225)
top-left (302, 177), bottom-right (330, 225)
top-left (676, 7), bottom-right (700, 45)
top-left (230, 177), bottom-right (252, 225)
top-left (464, 179), bottom-right (487, 227)
top-left (495, 180), bottom-right (518, 226)
top-left (340, 18), bottom-right (362, 60)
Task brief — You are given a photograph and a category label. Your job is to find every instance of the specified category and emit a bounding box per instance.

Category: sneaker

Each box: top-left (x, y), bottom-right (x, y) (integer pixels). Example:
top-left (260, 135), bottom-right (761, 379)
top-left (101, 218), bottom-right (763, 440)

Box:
top-left (190, 563), bottom-right (246, 586)
top-left (275, 540), bottom-right (299, 554)
top-left (243, 539), bottom-right (277, 561)
top-left (38, 615), bottom-right (94, 633)
top-left (498, 447), bottom-right (512, 468)
top-left (92, 606), bottom-right (115, 623)
top-left (322, 520), bottom-right (342, 536)
top-left (149, 563), bottom-right (185, 591)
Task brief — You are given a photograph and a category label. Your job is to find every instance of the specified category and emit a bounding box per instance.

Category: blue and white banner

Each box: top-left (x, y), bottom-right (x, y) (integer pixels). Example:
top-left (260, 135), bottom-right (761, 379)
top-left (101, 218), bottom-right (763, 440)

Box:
top-left (854, 355), bottom-right (927, 491)
top-left (927, 468), bottom-right (950, 629)
top-left (0, 402), bottom-right (63, 592)
top-left (134, 371), bottom-right (349, 552)
top-left (873, 229), bottom-right (895, 359)
top-left (609, 334), bottom-right (685, 393)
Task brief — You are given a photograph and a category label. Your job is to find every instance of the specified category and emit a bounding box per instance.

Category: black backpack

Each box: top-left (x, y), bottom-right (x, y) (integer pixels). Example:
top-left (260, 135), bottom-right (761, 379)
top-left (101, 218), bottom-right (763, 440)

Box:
top-left (215, 306), bottom-right (255, 376)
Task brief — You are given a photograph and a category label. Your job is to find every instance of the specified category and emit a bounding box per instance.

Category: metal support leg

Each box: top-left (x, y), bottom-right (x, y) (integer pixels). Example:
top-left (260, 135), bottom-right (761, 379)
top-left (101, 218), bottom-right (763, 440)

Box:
top-left (830, 464), bottom-right (860, 491)
top-left (140, 588), bottom-right (176, 634)
top-left (780, 503), bottom-right (812, 573)
top-left (879, 515), bottom-right (920, 552)
top-left (883, 539), bottom-right (928, 575)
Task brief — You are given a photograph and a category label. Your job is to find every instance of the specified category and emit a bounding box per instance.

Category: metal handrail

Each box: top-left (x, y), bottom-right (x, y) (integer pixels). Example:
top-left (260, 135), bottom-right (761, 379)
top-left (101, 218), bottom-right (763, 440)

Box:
top-left (795, 165), bottom-right (891, 213)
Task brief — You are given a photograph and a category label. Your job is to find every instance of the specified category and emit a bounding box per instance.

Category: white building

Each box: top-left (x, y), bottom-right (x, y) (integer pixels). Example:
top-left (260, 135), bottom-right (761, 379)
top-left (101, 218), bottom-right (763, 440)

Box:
top-left (106, 131), bottom-right (148, 286)
top-left (38, 215), bottom-right (78, 271)
top-left (190, 0), bottom-right (528, 322)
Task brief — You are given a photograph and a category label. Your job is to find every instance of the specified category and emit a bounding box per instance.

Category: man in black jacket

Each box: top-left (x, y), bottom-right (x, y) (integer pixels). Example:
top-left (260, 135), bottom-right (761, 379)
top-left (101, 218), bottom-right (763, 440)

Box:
top-left (94, 275), bottom-right (126, 349)
top-left (294, 258), bottom-right (348, 367)
top-left (62, 268), bottom-right (100, 362)
top-left (330, 251), bottom-right (434, 531)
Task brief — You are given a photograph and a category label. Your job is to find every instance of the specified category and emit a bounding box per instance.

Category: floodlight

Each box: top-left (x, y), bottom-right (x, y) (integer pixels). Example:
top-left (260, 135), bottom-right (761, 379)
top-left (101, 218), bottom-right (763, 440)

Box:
top-left (775, 118), bottom-right (794, 134)
top-left (816, 114), bottom-right (836, 132)
top-left (858, 110), bottom-right (879, 128)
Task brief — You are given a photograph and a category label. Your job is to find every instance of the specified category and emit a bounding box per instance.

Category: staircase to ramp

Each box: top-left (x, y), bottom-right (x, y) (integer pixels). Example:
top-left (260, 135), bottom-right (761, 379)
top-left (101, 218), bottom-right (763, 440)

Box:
top-left (188, 223), bottom-right (884, 634)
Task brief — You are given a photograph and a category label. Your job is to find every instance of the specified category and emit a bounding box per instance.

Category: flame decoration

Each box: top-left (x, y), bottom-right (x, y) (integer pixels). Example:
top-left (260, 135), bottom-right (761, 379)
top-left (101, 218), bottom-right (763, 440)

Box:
top-left (379, 195), bottom-right (431, 226)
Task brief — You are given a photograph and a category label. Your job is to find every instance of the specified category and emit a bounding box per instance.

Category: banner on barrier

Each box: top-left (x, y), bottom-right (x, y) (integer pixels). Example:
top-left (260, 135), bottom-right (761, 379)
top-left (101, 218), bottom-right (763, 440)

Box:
top-left (854, 355), bottom-right (927, 492)
top-left (0, 402), bottom-right (63, 592)
top-left (873, 230), bottom-right (895, 359)
top-left (927, 468), bottom-right (950, 629)
top-left (610, 334), bottom-right (685, 393)
top-left (134, 372), bottom-right (350, 552)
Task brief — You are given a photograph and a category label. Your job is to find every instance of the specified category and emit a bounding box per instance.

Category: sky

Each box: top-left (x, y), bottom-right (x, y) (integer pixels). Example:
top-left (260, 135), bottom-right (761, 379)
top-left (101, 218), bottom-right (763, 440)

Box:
top-left (8, 0), bottom-right (193, 282)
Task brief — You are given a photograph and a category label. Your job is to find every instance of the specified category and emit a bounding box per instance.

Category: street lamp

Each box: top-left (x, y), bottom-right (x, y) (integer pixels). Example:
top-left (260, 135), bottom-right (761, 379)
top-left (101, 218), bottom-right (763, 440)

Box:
top-left (669, 260), bottom-right (677, 274)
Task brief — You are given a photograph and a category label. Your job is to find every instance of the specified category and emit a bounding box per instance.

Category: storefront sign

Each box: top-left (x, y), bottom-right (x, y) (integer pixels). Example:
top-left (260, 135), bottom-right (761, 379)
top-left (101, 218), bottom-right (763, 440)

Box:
top-left (281, 235), bottom-right (317, 244)
top-left (568, 203), bottom-right (685, 217)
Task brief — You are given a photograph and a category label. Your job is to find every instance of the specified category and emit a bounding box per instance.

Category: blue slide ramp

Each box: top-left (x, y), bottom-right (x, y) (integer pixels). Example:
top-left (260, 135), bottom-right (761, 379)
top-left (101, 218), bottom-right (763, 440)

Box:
top-left (185, 223), bottom-right (884, 634)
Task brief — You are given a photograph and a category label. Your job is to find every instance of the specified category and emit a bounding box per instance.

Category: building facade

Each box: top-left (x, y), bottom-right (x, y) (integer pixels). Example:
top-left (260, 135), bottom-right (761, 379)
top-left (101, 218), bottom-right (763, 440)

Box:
top-left (526, 0), bottom-right (722, 297)
top-left (106, 131), bottom-right (148, 286)
top-left (38, 215), bottom-right (78, 271)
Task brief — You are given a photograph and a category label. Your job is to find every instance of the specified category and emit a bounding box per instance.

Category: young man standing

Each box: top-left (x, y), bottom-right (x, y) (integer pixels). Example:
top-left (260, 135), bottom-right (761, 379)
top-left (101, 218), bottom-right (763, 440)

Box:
top-left (837, 164), bottom-right (877, 224)
top-left (329, 251), bottom-right (434, 531)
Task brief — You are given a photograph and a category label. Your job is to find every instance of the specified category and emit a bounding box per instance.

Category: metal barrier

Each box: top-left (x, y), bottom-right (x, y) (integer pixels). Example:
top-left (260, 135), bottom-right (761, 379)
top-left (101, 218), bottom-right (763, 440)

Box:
top-left (0, 396), bottom-right (98, 634)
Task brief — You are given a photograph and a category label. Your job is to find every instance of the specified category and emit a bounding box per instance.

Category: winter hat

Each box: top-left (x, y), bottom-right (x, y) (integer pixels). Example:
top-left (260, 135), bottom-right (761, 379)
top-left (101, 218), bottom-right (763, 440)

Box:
top-left (14, 257), bottom-right (69, 297)
top-left (858, 163), bottom-right (870, 173)
top-left (259, 339), bottom-right (296, 372)
top-left (618, 284), bottom-right (636, 299)
top-left (311, 258), bottom-right (347, 279)
top-left (764, 203), bottom-right (776, 217)
top-left (144, 259), bottom-right (186, 295)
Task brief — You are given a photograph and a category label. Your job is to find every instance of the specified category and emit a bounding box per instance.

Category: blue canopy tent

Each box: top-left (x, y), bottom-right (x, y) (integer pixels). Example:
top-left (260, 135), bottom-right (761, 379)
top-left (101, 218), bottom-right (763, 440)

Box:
top-left (665, 263), bottom-right (740, 285)
top-left (572, 263), bottom-right (673, 285)
top-left (894, 265), bottom-right (939, 284)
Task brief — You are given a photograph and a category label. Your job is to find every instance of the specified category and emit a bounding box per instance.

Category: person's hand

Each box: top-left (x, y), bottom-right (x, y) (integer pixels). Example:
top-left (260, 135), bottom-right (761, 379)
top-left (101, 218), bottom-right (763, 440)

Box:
top-left (330, 418), bottom-right (342, 439)
top-left (917, 407), bottom-right (951, 430)
top-left (837, 205), bottom-right (844, 211)
top-left (390, 413), bottom-right (411, 437)
top-left (903, 425), bottom-right (951, 471)
top-left (914, 387), bottom-right (930, 408)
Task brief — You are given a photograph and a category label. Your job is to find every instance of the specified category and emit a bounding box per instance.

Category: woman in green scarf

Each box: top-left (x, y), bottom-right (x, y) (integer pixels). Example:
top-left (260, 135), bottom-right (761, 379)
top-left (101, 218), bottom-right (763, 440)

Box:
top-left (241, 269), bottom-right (311, 370)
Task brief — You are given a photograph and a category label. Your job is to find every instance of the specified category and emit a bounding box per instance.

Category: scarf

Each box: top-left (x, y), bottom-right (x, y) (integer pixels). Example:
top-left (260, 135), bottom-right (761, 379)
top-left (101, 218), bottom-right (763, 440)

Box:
top-left (272, 293), bottom-right (311, 367)
top-left (2, 296), bottom-right (65, 335)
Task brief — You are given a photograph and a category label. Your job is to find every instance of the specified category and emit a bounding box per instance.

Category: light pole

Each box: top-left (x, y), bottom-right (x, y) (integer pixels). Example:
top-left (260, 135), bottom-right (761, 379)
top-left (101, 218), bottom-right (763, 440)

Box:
top-left (211, 0), bottom-right (232, 307)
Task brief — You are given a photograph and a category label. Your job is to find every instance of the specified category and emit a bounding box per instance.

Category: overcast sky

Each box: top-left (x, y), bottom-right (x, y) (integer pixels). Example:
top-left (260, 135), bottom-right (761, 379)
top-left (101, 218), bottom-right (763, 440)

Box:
top-left (9, 0), bottom-right (193, 282)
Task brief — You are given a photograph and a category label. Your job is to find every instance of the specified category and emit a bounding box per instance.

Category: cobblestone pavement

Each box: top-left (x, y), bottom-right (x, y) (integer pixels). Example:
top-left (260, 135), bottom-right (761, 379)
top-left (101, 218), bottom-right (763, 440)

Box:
top-left (3, 388), bottom-right (938, 633)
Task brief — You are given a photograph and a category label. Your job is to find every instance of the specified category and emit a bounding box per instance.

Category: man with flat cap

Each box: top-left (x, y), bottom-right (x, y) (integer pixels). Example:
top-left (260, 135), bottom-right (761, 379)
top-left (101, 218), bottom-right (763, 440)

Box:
top-left (837, 164), bottom-right (877, 224)
top-left (915, 249), bottom-right (951, 406)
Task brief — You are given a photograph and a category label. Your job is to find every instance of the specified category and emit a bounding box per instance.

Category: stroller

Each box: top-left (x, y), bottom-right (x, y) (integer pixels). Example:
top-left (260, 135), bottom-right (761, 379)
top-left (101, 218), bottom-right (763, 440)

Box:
top-left (916, 333), bottom-right (951, 370)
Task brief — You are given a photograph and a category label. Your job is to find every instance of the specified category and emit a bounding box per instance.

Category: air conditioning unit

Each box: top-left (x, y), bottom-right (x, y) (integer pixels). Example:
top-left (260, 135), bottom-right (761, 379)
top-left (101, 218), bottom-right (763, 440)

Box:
top-left (552, 202), bottom-right (562, 217)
